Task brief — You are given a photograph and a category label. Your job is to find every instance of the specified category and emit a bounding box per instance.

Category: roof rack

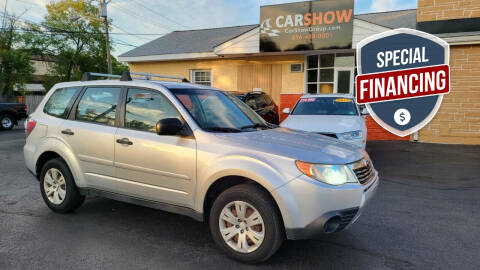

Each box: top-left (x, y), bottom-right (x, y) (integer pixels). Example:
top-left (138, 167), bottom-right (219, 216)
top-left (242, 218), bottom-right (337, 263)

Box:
top-left (81, 71), bottom-right (190, 83)
top-left (126, 71), bottom-right (190, 82)
top-left (81, 72), bottom-right (121, 81)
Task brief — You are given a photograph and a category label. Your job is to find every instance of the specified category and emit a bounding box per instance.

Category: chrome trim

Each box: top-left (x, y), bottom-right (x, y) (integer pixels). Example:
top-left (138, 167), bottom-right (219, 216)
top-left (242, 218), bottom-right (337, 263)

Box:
top-left (84, 173), bottom-right (189, 195)
top-left (348, 157), bottom-right (375, 185)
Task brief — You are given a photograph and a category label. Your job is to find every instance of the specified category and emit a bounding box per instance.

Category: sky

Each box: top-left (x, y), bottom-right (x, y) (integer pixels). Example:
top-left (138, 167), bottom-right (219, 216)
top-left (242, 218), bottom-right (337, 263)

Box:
top-left (2, 0), bottom-right (417, 57)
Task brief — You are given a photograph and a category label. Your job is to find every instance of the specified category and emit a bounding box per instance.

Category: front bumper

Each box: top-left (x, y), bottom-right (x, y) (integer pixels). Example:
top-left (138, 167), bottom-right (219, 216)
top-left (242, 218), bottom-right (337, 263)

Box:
top-left (271, 171), bottom-right (379, 240)
top-left (339, 137), bottom-right (366, 149)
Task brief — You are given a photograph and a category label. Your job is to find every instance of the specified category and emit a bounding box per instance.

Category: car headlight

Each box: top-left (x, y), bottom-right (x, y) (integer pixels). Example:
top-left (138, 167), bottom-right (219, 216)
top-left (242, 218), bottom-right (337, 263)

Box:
top-left (342, 130), bottom-right (362, 140)
top-left (295, 161), bottom-right (357, 185)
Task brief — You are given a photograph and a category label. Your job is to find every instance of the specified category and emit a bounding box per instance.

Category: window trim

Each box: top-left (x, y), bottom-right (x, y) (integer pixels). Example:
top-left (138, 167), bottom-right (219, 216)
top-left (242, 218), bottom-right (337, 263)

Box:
top-left (190, 69), bottom-right (212, 86)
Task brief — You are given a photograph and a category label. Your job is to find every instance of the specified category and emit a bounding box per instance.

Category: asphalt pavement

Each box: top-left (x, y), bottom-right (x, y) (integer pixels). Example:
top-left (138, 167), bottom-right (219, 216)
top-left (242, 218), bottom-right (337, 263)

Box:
top-left (1, 125), bottom-right (479, 269)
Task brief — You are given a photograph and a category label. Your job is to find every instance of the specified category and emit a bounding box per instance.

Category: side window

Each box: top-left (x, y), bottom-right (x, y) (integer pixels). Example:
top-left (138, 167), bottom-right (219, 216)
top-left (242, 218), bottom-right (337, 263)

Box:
top-left (245, 95), bottom-right (258, 110)
top-left (76, 87), bottom-right (120, 126)
top-left (125, 88), bottom-right (181, 133)
top-left (256, 95), bottom-right (268, 108)
top-left (43, 87), bottom-right (81, 118)
top-left (263, 94), bottom-right (273, 105)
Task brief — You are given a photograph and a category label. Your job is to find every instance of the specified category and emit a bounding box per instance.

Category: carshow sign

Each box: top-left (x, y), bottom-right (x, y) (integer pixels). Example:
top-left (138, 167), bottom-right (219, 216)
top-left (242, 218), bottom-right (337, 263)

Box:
top-left (260, 0), bottom-right (354, 52)
top-left (356, 28), bottom-right (450, 137)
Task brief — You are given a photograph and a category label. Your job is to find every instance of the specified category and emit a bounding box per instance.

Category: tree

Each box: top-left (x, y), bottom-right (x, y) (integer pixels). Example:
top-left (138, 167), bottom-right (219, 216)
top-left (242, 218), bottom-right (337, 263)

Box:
top-left (0, 15), bottom-right (34, 98)
top-left (39, 0), bottom-right (128, 89)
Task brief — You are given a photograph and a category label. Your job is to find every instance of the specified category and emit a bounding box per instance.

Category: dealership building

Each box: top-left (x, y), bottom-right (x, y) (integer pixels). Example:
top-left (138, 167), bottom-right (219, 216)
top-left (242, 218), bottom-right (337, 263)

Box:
top-left (119, 0), bottom-right (480, 144)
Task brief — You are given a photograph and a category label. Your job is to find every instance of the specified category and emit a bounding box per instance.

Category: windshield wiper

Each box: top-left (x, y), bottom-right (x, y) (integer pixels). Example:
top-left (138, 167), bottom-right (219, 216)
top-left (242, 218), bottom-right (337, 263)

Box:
top-left (240, 123), bottom-right (270, 130)
top-left (203, 127), bottom-right (242, 133)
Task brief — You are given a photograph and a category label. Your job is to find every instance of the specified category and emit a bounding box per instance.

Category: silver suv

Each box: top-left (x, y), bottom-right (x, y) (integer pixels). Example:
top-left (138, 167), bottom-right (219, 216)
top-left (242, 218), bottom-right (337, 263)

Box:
top-left (24, 72), bottom-right (379, 264)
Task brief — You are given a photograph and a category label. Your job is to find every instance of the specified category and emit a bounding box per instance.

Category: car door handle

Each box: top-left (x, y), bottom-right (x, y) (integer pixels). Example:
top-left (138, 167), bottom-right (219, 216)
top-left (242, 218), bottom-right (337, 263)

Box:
top-left (116, 138), bottom-right (133, 145)
top-left (61, 129), bottom-right (74, 135)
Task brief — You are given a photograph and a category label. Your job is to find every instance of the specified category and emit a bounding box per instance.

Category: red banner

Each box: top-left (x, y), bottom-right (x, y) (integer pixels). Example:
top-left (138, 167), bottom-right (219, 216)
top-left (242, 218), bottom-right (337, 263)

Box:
top-left (356, 64), bottom-right (450, 104)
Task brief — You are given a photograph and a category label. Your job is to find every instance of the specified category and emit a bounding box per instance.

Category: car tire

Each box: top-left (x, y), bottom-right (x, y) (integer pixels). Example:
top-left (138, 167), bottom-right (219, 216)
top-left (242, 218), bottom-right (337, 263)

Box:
top-left (209, 184), bottom-right (284, 264)
top-left (0, 114), bottom-right (14, 130)
top-left (40, 158), bottom-right (85, 213)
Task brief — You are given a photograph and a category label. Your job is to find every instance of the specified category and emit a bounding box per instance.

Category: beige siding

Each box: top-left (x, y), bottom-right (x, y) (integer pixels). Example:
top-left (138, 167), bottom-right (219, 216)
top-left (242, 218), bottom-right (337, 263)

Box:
top-left (129, 55), bottom-right (304, 101)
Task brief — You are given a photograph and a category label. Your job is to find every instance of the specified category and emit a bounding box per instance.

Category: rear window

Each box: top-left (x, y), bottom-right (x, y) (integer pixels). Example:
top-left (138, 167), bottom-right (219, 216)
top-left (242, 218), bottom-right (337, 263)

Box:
top-left (292, 97), bottom-right (358, 116)
top-left (43, 87), bottom-right (81, 118)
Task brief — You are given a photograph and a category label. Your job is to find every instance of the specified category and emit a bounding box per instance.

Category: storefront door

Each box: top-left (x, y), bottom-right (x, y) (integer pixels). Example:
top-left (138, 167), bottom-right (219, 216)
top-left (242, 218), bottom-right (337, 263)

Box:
top-left (334, 67), bottom-right (354, 94)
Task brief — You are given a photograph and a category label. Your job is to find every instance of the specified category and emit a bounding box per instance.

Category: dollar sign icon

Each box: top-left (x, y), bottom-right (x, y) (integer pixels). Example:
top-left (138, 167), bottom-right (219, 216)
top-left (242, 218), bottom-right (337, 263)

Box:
top-left (394, 109), bottom-right (411, 126)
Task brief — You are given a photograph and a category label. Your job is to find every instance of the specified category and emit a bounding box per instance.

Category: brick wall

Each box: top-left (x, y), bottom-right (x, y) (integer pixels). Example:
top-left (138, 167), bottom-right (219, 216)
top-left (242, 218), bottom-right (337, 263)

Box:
top-left (365, 116), bottom-right (410, 141)
top-left (418, 0), bottom-right (480, 21)
top-left (418, 45), bottom-right (480, 144)
top-left (279, 94), bottom-right (409, 141)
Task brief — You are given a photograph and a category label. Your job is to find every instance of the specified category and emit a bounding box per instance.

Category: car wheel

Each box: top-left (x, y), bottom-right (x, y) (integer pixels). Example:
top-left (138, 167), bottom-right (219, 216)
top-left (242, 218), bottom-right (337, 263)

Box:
top-left (0, 114), bottom-right (14, 130)
top-left (209, 184), bottom-right (284, 264)
top-left (40, 158), bottom-right (85, 213)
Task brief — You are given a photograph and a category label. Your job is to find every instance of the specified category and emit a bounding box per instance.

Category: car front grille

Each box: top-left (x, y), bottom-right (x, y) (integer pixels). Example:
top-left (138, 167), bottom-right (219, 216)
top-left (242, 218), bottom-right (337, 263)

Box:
top-left (337, 208), bottom-right (359, 231)
top-left (351, 158), bottom-right (375, 185)
top-left (319, 133), bottom-right (338, 139)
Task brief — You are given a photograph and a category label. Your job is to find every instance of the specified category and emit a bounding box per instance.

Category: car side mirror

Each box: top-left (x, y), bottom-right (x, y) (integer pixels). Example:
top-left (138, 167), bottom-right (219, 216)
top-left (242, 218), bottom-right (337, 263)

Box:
top-left (282, 108), bottom-right (290, 114)
top-left (156, 118), bottom-right (189, 136)
top-left (361, 108), bottom-right (369, 115)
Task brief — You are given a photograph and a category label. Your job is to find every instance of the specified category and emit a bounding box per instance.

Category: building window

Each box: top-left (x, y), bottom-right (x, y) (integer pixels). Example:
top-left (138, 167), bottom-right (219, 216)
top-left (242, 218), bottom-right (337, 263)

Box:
top-left (306, 54), bottom-right (334, 94)
top-left (191, 70), bottom-right (212, 86)
top-left (305, 53), bottom-right (355, 95)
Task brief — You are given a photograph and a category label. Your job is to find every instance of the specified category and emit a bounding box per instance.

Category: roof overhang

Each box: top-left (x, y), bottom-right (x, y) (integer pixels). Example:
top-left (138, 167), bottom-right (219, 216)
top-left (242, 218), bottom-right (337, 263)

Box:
top-left (437, 32), bottom-right (480, 45)
top-left (118, 51), bottom-right (218, 63)
top-left (120, 18), bottom-right (427, 63)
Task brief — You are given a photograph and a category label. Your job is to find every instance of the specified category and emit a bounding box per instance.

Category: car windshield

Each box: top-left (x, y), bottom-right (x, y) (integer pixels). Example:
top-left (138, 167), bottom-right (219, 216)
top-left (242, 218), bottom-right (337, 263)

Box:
top-left (171, 88), bottom-right (268, 132)
top-left (292, 97), bottom-right (358, 116)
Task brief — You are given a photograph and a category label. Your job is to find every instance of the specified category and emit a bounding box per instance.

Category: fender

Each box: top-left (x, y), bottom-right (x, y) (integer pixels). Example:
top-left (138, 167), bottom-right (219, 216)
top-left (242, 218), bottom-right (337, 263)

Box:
top-left (193, 153), bottom-right (301, 215)
top-left (33, 137), bottom-right (86, 187)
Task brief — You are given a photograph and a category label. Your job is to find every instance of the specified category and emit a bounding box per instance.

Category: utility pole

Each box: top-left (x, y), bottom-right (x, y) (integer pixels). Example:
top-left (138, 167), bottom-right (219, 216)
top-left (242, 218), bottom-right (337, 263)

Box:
top-left (1, 0), bottom-right (8, 28)
top-left (99, 0), bottom-right (112, 74)
top-left (1, 0), bottom-right (8, 40)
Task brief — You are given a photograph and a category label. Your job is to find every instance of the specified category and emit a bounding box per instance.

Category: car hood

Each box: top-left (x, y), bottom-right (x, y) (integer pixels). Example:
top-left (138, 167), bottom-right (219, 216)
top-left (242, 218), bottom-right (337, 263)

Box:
top-left (280, 115), bottom-right (363, 134)
top-left (214, 127), bottom-right (365, 164)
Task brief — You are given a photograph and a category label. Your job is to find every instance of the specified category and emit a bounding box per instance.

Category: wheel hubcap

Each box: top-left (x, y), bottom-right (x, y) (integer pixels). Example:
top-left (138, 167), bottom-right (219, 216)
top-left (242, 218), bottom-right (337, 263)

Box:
top-left (43, 168), bottom-right (66, 205)
top-left (1, 117), bottom-right (12, 128)
top-left (219, 201), bottom-right (265, 253)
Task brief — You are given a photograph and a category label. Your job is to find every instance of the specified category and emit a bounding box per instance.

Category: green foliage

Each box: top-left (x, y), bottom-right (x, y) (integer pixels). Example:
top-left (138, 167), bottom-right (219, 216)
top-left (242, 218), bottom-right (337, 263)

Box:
top-left (0, 50), bottom-right (34, 97)
top-left (29, 0), bottom-right (129, 90)
top-left (1, 0), bottom-right (130, 94)
top-left (0, 17), bottom-right (35, 97)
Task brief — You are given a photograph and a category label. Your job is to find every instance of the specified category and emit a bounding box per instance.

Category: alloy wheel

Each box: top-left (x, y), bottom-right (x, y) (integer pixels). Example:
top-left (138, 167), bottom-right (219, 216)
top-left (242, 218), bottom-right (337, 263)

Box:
top-left (219, 200), bottom-right (265, 253)
top-left (1, 117), bottom-right (12, 129)
top-left (43, 168), bottom-right (67, 205)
